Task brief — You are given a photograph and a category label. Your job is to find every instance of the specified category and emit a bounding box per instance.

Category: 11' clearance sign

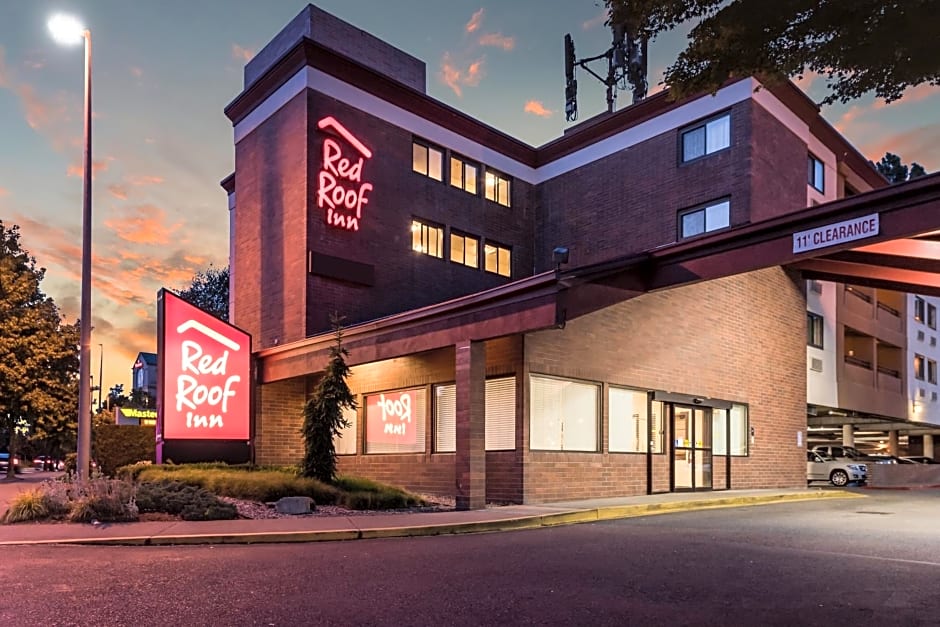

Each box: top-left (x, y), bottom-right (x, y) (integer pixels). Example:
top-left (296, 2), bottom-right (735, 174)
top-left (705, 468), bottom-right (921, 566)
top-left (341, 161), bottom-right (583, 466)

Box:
top-left (316, 116), bottom-right (373, 232)
top-left (157, 290), bottom-right (251, 441)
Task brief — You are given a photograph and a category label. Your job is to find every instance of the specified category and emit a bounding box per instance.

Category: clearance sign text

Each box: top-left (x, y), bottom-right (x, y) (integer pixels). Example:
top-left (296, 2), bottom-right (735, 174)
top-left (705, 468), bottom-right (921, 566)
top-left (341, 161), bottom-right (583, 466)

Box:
top-left (793, 213), bottom-right (879, 254)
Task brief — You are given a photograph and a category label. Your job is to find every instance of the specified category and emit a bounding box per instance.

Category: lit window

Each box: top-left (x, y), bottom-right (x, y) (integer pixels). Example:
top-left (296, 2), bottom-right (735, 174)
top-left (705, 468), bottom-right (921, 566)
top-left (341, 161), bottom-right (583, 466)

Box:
top-left (808, 154), bottom-right (825, 192)
top-left (484, 170), bottom-right (511, 207)
top-left (450, 232), bottom-right (479, 268)
top-left (915, 354), bottom-right (926, 381)
top-left (807, 313), bottom-right (824, 349)
top-left (681, 114), bottom-right (730, 162)
top-left (412, 140), bottom-right (443, 181)
top-left (529, 375), bottom-right (598, 451)
top-left (333, 406), bottom-right (358, 455)
top-left (484, 241), bottom-right (511, 277)
top-left (712, 404), bottom-right (748, 456)
top-left (609, 388), bottom-right (664, 453)
top-left (450, 155), bottom-right (478, 195)
top-left (914, 297), bottom-right (925, 323)
top-left (433, 377), bottom-right (516, 453)
top-left (679, 199), bottom-right (730, 239)
top-left (411, 219), bottom-right (443, 258)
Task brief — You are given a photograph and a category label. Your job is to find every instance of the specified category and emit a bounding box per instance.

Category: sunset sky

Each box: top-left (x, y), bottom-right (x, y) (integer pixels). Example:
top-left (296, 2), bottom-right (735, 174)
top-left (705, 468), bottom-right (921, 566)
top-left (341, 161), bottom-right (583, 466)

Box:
top-left (2, 1), bottom-right (939, 395)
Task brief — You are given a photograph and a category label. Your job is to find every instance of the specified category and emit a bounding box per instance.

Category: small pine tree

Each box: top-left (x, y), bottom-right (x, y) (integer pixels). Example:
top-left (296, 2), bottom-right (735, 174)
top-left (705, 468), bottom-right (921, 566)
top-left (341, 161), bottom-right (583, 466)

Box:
top-left (300, 315), bottom-right (356, 483)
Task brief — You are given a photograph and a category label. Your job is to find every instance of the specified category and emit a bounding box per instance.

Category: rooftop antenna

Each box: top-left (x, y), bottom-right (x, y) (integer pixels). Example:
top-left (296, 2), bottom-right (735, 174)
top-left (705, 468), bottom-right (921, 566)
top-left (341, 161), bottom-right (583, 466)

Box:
top-left (564, 13), bottom-right (647, 122)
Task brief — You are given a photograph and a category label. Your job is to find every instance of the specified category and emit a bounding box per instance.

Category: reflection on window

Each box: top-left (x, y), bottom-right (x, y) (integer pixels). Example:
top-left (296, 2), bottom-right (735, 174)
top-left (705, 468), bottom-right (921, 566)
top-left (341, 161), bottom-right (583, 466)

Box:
top-left (450, 155), bottom-right (478, 195)
top-left (484, 242), bottom-right (511, 277)
top-left (412, 141), bottom-right (443, 181)
top-left (484, 170), bottom-right (511, 207)
top-left (808, 154), bottom-right (825, 192)
top-left (450, 232), bottom-right (479, 268)
top-left (679, 199), bottom-right (730, 239)
top-left (681, 114), bottom-right (730, 162)
top-left (411, 219), bottom-right (443, 258)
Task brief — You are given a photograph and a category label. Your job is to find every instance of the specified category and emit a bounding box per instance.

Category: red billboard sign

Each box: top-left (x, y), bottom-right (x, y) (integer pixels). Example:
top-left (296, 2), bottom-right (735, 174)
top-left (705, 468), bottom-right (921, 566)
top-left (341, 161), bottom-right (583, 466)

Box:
top-left (158, 290), bottom-right (251, 440)
top-left (366, 389), bottom-right (419, 445)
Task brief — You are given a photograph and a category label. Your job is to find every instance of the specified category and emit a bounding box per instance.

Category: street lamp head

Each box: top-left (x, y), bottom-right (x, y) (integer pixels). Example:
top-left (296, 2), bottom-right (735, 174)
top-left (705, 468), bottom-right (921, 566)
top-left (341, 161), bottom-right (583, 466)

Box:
top-left (48, 14), bottom-right (86, 45)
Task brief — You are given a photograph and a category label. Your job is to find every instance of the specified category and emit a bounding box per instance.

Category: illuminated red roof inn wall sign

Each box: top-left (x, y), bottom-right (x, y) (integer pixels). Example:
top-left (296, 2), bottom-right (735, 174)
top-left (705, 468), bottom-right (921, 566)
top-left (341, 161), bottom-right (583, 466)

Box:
top-left (157, 290), bottom-right (252, 462)
top-left (317, 116), bottom-right (373, 232)
top-left (366, 389), bottom-right (419, 445)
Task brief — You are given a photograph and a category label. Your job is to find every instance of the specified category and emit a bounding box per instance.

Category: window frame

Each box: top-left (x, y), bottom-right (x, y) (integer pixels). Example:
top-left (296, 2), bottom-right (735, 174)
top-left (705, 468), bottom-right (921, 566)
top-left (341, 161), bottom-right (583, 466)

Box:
top-left (449, 154), bottom-right (479, 195)
top-left (915, 354), bottom-right (926, 381)
top-left (711, 403), bottom-right (749, 457)
top-left (679, 112), bottom-right (731, 163)
top-left (432, 377), bottom-right (517, 453)
top-left (528, 373), bottom-right (600, 452)
top-left (412, 139), bottom-right (443, 182)
top-left (483, 240), bottom-right (512, 277)
top-left (807, 312), bottom-right (824, 349)
top-left (928, 303), bottom-right (937, 330)
top-left (363, 387), bottom-right (427, 455)
top-left (678, 198), bottom-right (731, 240)
top-left (411, 218), bottom-right (444, 259)
top-left (808, 154), bottom-right (825, 192)
top-left (608, 386), bottom-right (665, 454)
top-left (449, 230), bottom-right (480, 269)
top-left (484, 169), bottom-right (512, 207)
top-left (929, 359), bottom-right (938, 385)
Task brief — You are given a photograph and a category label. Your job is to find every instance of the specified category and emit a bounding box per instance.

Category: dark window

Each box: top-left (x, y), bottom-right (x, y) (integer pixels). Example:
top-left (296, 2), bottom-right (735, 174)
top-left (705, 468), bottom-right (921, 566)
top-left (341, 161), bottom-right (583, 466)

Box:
top-left (915, 354), bottom-right (926, 381)
top-left (927, 303), bottom-right (937, 329)
top-left (929, 359), bottom-right (938, 385)
top-left (914, 297), bottom-right (925, 323)
top-left (807, 313), bottom-right (824, 349)
top-left (808, 154), bottom-right (825, 192)
top-left (681, 113), bottom-right (730, 162)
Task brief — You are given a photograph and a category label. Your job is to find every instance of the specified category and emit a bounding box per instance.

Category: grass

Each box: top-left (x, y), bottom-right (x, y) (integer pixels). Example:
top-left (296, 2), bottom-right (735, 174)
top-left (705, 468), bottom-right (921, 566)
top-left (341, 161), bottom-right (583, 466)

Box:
top-left (125, 463), bottom-right (425, 509)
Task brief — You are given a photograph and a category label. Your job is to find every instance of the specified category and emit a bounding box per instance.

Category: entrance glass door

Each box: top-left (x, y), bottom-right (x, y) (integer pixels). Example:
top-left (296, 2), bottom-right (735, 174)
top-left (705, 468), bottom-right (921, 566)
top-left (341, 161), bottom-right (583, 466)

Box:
top-left (672, 405), bottom-right (713, 491)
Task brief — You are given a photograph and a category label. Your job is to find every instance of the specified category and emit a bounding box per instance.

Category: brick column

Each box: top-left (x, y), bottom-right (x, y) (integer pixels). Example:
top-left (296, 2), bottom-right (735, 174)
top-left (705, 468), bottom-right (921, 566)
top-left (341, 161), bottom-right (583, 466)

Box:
top-left (888, 430), bottom-right (899, 456)
top-left (455, 339), bottom-right (486, 510)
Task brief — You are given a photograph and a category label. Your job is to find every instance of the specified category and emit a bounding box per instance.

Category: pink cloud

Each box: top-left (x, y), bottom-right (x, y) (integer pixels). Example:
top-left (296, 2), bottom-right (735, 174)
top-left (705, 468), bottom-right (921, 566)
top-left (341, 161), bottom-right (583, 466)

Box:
top-left (439, 53), bottom-right (486, 97)
top-left (582, 10), bottom-right (607, 31)
top-left (479, 33), bottom-right (515, 51)
top-left (232, 44), bottom-right (255, 63)
top-left (0, 187), bottom-right (8, 197)
top-left (130, 66), bottom-right (143, 78)
top-left (128, 174), bottom-right (164, 186)
top-left (104, 204), bottom-right (182, 245)
top-left (523, 100), bottom-right (552, 118)
top-left (466, 9), bottom-right (484, 33)
top-left (860, 124), bottom-right (940, 170)
top-left (108, 184), bottom-right (128, 200)
top-left (67, 158), bottom-right (110, 179)
top-left (873, 83), bottom-right (940, 109)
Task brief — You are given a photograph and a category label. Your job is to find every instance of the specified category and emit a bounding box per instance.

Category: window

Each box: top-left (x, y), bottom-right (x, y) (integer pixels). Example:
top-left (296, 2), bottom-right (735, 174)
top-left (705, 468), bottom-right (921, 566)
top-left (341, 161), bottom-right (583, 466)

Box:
top-left (484, 170), bottom-right (511, 207)
top-left (484, 241), bottom-right (511, 277)
top-left (681, 113), bottom-right (730, 162)
top-left (712, 404), bottom-right (748, 456)
top-left (334, 405), bottom-right (358, 455)
top-left (412, 141), bottom-right (443, 181)
top-left (411, 219), bottom-right (443, 258)
top-left (679, 199), bottom-right (730, 239)
top-left (807, 313), bottom-right (824, 349)
top-left (915, 354), bottom-right (926, 381)
top-left (433, 377), bottom-right (516, 453)
top-left (450, 232), bottom-right (479, 268)
top-left (364, 388), bottom-right (426, 454)
top-left (529, 375), bottom-right (599, 451)
top-left (929, 360), bottom-right (938, 385)
top-left (928, 303), bottom-right (937, 330)
top-left (609, 388), bottom-right (664, 453)
top-left (808, 154), bottom-right (825, 192)
top-left (450, 155), bottom-right (478, 195)
top-left (914, 297), bottom-right (925, 323)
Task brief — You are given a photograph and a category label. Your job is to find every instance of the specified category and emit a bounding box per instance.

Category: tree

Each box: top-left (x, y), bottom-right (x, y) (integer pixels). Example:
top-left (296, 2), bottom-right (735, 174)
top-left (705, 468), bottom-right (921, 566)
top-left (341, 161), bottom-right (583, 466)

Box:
top-left (178, 265), bottom-right (229, 321)
top-left (606, 0), bottom-right (940, 105)
top-left (876, 152), bottom-right (928, 184)
top-left (300, 316), bottom-right (356, 483)
top-left (0, 221), bottom-right (80, 479)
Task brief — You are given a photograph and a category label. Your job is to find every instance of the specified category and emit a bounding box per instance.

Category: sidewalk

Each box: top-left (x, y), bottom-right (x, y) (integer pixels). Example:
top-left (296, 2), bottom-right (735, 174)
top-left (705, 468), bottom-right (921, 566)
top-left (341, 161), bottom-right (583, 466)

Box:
top-left (0, 488), bottom-right (861, 547)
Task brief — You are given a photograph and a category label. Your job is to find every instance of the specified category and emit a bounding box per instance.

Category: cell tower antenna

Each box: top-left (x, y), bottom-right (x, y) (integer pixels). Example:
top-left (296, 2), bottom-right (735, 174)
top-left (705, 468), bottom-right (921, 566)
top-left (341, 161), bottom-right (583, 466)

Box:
top-left (563, 12), bottom-right (648, 121)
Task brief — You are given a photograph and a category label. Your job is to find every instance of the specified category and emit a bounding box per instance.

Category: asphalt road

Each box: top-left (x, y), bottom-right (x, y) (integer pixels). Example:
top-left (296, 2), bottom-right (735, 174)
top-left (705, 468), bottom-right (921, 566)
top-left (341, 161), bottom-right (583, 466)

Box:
top-left (2, 490), bottom-right (939, 626)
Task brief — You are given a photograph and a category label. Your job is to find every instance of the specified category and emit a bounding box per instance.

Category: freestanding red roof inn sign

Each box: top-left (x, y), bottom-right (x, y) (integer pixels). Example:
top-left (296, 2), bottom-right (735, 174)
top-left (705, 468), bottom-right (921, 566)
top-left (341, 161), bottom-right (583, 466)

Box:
top-left (157, 289), bottom-right (252, 464)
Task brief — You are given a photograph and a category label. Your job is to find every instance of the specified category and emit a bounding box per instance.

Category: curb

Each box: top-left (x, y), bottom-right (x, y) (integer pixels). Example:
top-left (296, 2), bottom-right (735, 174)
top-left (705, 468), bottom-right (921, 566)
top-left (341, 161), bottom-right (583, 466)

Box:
top-left (3, 490), bottom-right (862, 547)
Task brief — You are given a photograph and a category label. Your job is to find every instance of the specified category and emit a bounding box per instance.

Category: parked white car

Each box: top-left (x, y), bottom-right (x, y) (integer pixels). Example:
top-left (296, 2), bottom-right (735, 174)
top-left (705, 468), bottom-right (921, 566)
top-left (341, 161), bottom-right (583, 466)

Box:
top-left (807, 451), bottom-right (867, 486)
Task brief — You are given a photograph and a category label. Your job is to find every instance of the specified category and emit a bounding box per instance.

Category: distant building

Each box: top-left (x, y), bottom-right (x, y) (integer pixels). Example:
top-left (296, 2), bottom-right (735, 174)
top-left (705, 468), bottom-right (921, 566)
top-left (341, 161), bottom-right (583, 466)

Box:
top-left (132, 352), bottom-right (157, 402)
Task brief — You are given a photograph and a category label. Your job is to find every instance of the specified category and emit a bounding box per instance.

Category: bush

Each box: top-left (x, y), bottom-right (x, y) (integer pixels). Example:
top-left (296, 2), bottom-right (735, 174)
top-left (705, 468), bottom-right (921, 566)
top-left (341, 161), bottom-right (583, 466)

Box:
top-left (136, 481), bottom-right (237, 521)
top-left (63, 475), bottom-right (138, 523)
top-left (2, 489), bottom-right (48, 523)
top-left (93, 424), bottom-right (156, 476)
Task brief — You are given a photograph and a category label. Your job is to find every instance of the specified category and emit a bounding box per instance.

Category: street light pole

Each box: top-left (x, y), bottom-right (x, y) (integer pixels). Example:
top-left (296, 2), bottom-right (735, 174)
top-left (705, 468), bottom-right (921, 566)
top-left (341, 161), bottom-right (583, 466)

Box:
top-left (98, 343), bottom-right (104, 411)
top-left (49, 14), bottom-right (93, 478)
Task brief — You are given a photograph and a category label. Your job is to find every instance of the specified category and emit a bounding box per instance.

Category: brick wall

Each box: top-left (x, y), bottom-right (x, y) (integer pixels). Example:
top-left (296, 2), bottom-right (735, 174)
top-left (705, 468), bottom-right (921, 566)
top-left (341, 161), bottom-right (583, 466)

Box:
top-left (748, 100), bottom-right (809, 221)
top-left (255, 376), bottom-right (308, 465)
top-left (534, 101), bottom-right (752, 272)
top-left (522, 266), bottom-right (807, 503)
